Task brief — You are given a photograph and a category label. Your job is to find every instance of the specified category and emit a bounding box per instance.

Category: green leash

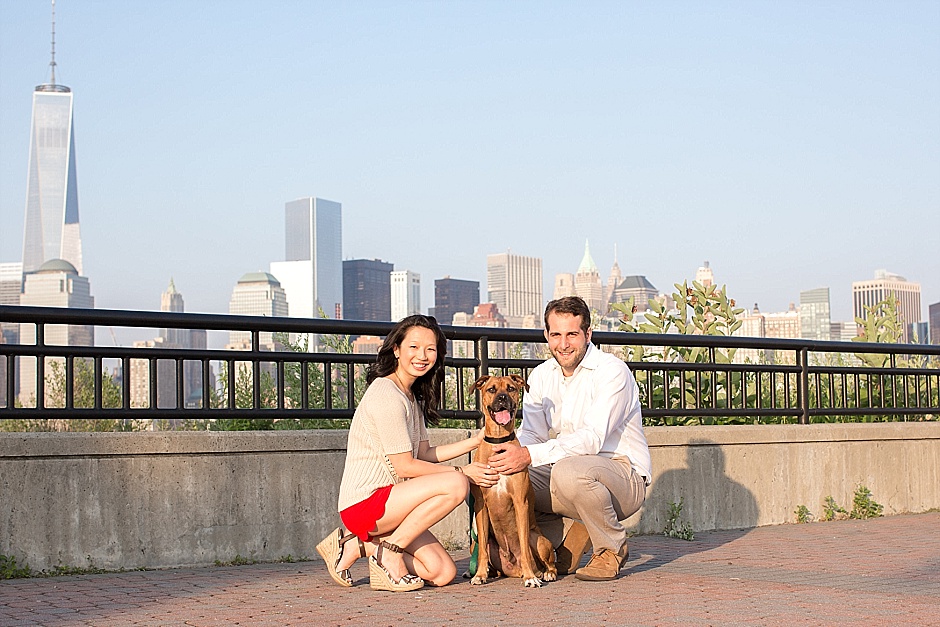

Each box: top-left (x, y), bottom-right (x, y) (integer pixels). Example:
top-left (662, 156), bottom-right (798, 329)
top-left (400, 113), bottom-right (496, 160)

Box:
top-left (467, 492), bottom-right (478, 577)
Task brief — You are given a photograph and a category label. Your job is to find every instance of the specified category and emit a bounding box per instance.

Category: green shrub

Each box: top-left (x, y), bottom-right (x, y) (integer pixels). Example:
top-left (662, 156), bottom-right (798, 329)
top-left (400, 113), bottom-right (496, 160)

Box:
top-left (663, 498), bottom-right (695, 541)
top-left (794, 504), bottom-right (813, 524)
top-left (822, 496), bottom-right (849, 521)
top-left (850, 485), bottom-right (884, 520)
top-left (0, 554), bottom-right (31, 579)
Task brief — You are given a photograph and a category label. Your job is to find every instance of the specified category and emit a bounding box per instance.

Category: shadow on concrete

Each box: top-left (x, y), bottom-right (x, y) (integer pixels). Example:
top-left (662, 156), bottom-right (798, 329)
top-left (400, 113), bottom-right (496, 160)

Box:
top-left (627, 438), bottom-right (759, 573)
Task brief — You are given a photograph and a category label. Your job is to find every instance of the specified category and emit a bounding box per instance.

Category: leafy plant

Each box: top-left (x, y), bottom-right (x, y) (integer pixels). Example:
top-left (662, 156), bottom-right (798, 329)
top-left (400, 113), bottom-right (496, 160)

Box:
top-left (613, 281), bottom-right (747, 426)
top-left (613, 280), bottom-right (744, 364)
top-left (822, 496), bottom-right (849, 521)
top-left (0, 554), bottom-right (31, 579)
top-left (663, 498), bottom-right (695, 541)
top-left (208, 322), bottom-right (363, 430)
top-left (852, 293), bottom-right (904, 370)
top-left (48, 558), bottom-right (108, 576)
top-left (850, 485), bottom-right (884, 520)
top-left (214, 553), bottom-right (259, 566)
top-left (794, 504), bottom-right (813, 524)
top-left (0, 359), bottom-right (137, 433)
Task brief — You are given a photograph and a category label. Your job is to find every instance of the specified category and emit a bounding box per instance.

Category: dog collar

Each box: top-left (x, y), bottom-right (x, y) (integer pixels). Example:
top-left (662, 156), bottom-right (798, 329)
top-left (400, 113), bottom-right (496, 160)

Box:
top-left (484, 432), bottom-right (517, 445)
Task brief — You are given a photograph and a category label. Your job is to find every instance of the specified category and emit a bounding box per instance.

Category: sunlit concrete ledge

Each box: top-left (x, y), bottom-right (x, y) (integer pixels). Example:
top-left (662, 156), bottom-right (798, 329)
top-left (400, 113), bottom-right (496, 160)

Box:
top-left (1, 422), bottom-right (938, 572)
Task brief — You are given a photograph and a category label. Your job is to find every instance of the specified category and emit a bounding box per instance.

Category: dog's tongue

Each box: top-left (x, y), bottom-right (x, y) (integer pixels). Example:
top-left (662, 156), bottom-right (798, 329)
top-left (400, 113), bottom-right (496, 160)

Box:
top-left (493, 410), bottom-right (513, 425)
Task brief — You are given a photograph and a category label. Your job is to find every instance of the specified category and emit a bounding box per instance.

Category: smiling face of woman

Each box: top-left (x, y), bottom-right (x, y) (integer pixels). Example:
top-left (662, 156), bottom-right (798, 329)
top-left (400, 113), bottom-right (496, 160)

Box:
top-left (393, 326), bottom-right (439, 388)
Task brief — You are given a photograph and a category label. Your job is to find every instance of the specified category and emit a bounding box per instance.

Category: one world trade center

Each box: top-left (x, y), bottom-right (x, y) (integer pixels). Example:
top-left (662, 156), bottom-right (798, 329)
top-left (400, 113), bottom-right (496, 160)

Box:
top-left (21, 1), bottom-right (83, 275)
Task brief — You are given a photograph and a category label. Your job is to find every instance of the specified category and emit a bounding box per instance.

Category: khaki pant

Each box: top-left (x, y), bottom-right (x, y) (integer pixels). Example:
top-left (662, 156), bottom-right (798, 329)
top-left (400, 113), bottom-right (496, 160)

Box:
top-left (529, 456), bottom-right (646, 554)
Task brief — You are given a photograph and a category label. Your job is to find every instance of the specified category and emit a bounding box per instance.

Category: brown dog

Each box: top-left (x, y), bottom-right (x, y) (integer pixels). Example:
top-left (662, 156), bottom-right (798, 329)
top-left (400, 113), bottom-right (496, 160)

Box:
top-left (470, 374), bottom-right (557, 587)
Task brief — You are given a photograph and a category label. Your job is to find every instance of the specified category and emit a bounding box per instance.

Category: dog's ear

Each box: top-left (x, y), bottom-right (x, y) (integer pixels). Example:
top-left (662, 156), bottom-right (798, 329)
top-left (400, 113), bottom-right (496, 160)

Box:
top-left (509, 374), bottom-right (529, 392)
top-left (474, 375), bottom-right (491, 390)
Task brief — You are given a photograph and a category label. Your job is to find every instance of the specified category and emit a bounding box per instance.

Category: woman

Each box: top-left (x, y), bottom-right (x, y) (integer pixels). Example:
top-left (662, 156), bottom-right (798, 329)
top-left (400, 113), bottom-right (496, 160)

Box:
top-left (316, 314), bottom-right (498, 591)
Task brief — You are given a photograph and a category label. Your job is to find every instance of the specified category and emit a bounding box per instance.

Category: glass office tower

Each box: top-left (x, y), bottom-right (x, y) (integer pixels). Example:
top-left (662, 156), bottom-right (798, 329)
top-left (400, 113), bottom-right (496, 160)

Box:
top-left (283, 197), bottom-right (342, 319)
top-left (22, 83), bottom-right (83, 275)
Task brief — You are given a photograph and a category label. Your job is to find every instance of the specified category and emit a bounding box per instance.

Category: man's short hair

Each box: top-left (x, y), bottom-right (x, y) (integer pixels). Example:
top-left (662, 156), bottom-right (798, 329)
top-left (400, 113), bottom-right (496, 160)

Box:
top-left (544, 296), bottom-right (591, 334)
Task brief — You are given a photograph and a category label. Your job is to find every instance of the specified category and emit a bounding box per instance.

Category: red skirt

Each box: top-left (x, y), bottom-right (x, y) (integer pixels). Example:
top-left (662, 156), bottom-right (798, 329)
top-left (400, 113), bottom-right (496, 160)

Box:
top-left (340, 485), bottom-right (393, 542)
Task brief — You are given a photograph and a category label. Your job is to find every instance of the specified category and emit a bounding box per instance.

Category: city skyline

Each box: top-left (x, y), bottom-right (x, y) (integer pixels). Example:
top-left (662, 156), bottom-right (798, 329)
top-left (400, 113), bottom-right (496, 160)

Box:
top-left (1, 3), bottom-right (937, 334)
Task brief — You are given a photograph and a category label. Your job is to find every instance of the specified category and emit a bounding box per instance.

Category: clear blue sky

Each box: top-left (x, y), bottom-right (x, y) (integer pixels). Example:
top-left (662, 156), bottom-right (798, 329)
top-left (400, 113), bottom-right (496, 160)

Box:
top-left (2, 1), bottom-right (938, 332)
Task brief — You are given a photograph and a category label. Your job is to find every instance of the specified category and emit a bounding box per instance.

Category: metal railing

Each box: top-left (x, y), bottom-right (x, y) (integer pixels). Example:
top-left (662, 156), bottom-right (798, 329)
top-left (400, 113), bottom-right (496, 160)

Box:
top-left (1, 305), bottom-right (938, 425)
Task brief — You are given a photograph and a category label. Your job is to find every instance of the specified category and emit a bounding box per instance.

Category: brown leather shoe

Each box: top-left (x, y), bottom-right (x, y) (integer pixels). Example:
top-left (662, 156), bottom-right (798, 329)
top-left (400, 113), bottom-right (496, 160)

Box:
top-left (555, 521), bottom-right (592, 575)
top-left (574, 544), bottom-right (629, 581)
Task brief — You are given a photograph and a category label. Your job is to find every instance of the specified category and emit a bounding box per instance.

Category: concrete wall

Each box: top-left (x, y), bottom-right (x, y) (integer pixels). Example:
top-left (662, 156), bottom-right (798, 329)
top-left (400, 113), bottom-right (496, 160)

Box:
top-left (1, 423), bottom-right (938, 572)
top-left (628, 422), bottom-right (940, 535)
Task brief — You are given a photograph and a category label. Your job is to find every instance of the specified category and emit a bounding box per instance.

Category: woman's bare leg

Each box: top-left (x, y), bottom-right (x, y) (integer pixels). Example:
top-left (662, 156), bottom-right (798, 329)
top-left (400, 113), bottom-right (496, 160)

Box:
top-left (369, 472), bottom-right (468, 582)
top-left (334, 535), bottom-right (377, 574)
top-left (401, 529), bottom-right (457, 586)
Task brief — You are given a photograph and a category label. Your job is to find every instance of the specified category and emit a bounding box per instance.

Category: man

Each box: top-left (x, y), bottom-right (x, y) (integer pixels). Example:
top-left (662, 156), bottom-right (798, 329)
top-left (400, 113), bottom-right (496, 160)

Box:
top-left (488, 296), bottom-right (651, 581)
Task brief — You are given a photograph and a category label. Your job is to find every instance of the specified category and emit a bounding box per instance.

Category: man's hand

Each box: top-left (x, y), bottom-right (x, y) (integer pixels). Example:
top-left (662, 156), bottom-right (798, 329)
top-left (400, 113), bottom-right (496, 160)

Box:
top-left (488, 442), bottom-right (532, 475)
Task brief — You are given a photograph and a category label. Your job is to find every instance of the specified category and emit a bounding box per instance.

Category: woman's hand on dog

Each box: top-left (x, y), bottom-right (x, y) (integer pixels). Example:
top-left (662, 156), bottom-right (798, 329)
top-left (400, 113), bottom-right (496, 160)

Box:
top-left (463, 461), bottom-right (499, 488)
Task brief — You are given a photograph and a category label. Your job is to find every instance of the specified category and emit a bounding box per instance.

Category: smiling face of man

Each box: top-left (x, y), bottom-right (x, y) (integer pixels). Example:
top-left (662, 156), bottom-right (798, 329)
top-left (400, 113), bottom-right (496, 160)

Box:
top-left (544, 311), bottom-right (592, 377)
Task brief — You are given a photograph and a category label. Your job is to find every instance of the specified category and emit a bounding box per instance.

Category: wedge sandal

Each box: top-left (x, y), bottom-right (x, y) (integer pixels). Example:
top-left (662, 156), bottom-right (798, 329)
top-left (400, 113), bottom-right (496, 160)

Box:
top-left (316, 526), bottom-right (366, 587)
top-left (368, 541), bottom-right (424, 592)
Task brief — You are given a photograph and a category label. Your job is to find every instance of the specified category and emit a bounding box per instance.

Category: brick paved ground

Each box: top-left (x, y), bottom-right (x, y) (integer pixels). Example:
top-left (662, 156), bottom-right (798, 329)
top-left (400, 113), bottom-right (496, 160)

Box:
top-left (2, 512), bottom-right (939, 627)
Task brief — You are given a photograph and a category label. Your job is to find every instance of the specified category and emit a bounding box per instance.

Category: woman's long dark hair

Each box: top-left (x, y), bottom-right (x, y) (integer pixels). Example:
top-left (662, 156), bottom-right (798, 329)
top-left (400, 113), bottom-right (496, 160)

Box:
top-left (367, 314), bottom-right (447, 426)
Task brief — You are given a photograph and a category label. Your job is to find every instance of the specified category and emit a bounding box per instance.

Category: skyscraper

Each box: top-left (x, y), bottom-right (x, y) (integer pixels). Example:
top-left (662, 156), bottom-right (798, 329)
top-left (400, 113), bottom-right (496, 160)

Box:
top-left (228, 272), bottom-right (289, 349)
top-left (390, 270), bottom-right (421, 321)
top-left (605, 248), bottom-right (623, 309)
top-left (0, 333), bottom-right (6, 409)
top-left (695, 261), bottom-right (715, 288)
top-left (0, 263), bottom-right (23, 345)
top-left (574, 240), bottom-right (604, 314)
top-left (800, 287), bottom-right (831, 341)
top-left (486, 251), bottom-right (542, 325)
top-left (343, 259), bottom-right (393, 322)
top-left (452, 303), bottom-right (509, 358)
top-left (22, 6), bottom-right (83, 275)
top-left (433, 277), bottom-right (479, 326)
top-left (609, 276), bottom-right (658, 312)
top-left (18, 259), bottom-right (94, 406)
top-left (764, 303), bottom-right (802, 340)
top-left (852, 270), bottom-right (922, 343)
top-left (275, 197), bottom-right (342, 319)
top-left (130, 280), bottom-right (208, 411)
top-left (930, 301), bottom-right (940, 346)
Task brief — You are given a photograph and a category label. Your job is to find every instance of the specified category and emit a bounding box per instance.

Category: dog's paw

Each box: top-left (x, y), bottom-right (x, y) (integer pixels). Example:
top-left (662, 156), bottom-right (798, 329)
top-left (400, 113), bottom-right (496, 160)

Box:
top-left (541, 568), bottom-right (557, 582)
top-left (470, 575), bottom-right (488, 585)
top-left (523, 577), bottom-right (543, 588)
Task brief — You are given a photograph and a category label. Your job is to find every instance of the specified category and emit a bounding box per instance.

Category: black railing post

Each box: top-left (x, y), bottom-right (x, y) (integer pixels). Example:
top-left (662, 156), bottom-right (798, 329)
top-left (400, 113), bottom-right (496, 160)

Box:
top-left (475, 336), bottom-right (489, 428)
top-left (227, 359), bottom-right (236, 409)
top-left (277, 361), bottom-right (286, 410)
top-left (799, 347), bottom-right (810, 424)
top-left (201, 359), bottom-right (210, 410)
top-left (252, 331), bottom-right (261, 410)
top-left (149, 357), bottom-right (158, 410)
top-left (5, 353), bottom-right (15, 408)
top-left (94, 356), bottom-right (103, 410)
top-left (122, 356), bottom-right (131, 410)
top-left (324, 360), bottom-right (334, 411)
top-left (176, 358), bottom-right (185, 410)
top-left (65, 356), bottom-right (74, 410)
top-left (35, 322), bottom-right (45, 409)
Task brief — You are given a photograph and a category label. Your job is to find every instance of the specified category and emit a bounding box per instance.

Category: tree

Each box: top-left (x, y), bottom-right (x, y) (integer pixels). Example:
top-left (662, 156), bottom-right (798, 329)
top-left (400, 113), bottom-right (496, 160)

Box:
top-left (210, 328), bottom-right (366, 431)
top-left (612, 280), bottom-right (744, 364)
top-left (0, 359), bottom-right (133, 433)
top-left (609, 281), bottom-right (748, 425)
